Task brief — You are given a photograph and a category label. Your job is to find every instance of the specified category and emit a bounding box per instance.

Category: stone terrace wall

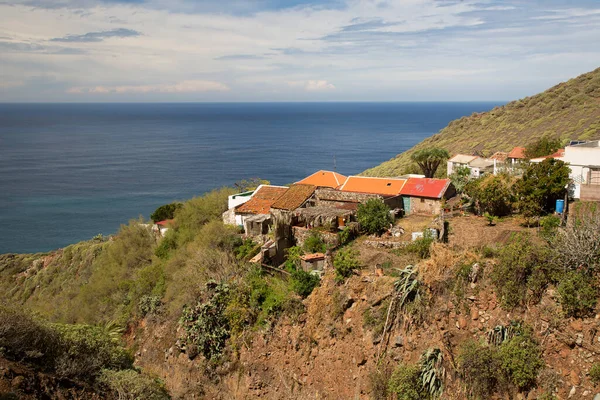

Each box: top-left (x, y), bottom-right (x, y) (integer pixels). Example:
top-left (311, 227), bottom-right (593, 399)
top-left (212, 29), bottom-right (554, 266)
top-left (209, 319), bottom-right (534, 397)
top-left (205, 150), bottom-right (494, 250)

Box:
top-left (293, 226), bottom-right (340, 249)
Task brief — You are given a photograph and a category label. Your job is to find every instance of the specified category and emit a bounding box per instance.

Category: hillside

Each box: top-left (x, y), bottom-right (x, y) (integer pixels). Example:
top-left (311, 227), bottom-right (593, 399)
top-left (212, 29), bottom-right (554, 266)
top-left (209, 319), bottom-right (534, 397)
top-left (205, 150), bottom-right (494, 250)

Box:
top-left (363, 67), bottom-right (600, 177)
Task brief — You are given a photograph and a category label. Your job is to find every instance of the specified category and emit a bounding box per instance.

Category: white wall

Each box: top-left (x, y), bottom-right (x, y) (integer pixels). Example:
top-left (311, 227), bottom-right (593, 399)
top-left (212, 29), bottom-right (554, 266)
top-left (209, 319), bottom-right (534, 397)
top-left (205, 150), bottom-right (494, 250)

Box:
top-left (564, 144), bottom-right (600, 184)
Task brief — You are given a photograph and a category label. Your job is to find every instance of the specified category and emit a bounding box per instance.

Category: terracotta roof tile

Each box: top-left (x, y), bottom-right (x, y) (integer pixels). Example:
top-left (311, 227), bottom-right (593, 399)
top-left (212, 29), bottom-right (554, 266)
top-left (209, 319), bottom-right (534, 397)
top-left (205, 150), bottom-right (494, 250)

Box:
top-left (508, 147), bottom-right (526, 159)
top-left (339, 176), bottom-right (406, 196)
top-left (400, 178), bottom-right (451, 199)
top-left (490, 152), bottom-right (508, 162)
top-left (301, 253), bottom-right (325, 261)
top-left (236, 185), bottom-right (288, 215)
top-left (296, 170), bottom-right (348, 188)
top-left (271, 184), bottom-right (316, 210)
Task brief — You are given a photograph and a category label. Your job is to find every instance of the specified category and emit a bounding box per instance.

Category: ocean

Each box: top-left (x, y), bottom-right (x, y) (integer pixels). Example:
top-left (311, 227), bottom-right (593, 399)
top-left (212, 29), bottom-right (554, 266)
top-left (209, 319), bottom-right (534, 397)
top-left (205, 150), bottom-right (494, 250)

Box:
top-left (0, 102), bottom-right (500, 253)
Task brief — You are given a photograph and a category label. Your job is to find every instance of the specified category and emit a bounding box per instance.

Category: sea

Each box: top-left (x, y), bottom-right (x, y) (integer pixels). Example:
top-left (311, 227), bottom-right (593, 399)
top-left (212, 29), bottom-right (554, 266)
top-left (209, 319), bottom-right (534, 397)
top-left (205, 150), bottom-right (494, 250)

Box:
top-left (0, 102), bottom-right (500, 254)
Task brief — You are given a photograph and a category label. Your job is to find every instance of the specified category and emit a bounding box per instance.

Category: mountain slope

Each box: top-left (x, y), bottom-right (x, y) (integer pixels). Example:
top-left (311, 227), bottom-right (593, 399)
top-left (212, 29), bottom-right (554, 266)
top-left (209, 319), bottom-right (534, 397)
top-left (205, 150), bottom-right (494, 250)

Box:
top-left (363, 67), bottom-right (600, 177)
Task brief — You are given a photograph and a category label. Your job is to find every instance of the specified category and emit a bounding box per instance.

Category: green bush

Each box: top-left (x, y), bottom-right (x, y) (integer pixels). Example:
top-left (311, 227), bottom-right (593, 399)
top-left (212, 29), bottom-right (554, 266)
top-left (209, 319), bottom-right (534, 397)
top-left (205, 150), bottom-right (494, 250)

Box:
top-left (490, 233), bottom-right (553, 309)
top-left (388, 364), bottom-right (428, 400)
top-left (498, 329), bottom-right (544, 392)
top-left (290, 269), bottom-right (320, 298)
top-left (235, 238), bottom-right (260, 261)
top-left (333, 248), bottom-right (360, 282)
top-left (466, 174), bottom-right (516, 217)
top-left (525, 137), bottom-right (562, 159)
top-left (357, 198), bottom-right (392, 235)
top-left (303, 231), bottom-right (327, 253)
top-left (457, 340), bottom-right (503, 399)
top-left (99, 369), bottom-right (169, 400)
top-left (557, 271), bottom-right (598, 318)
top-left (150, 202), bottom-right (182, 223)
top-left (539, 215), bottom-right (561, 240)
top-left (139, 295), bottom-right (162, 316)
top-left (155, 230), bottom-right (178, 259)
top-left (589, 363), bottom-right (600, 385)
top-left (401, 231), bottom-right (434, 259)
top-left (517, 159), bottom-right (570, 218)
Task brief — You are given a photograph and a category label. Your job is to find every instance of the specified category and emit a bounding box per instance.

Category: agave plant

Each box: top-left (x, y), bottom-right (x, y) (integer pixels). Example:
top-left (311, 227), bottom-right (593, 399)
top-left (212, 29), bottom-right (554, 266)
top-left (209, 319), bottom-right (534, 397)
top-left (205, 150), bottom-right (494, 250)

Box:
top-left (102, 319), bottom-right (125, 342)
top-left (420, 348), bottom-right (445, 398)
top-left (487, 321), bottom-right (521, 346)
top-left (394, 265), bottom-right (422, 310)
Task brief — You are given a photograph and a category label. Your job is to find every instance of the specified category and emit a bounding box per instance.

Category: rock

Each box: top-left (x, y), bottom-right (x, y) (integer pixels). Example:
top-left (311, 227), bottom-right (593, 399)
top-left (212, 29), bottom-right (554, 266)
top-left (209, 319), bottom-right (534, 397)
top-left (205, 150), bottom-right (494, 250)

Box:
top-left (583, 391), bottom-right (590, 397)
top-left (372, 336), bottom-right (382, 345)
top-left (569, 386), bottom-right (576, 398)
top-left (570, 370), bottom-right (581, 386)
top-left (576, 334), bottom-right (584, 347)
top-left (571, 320), bottom-right (584, 332)
top-left (457, 316), bottom-right (468, 329)
top-left (394, 335), bottom-right (404, 347)
top-left (11, 375), bottom-right (25, 389)
top-left (469, 263), bottom-right (481, 282)
top-left (593, 394), bottom-right (600, 400)
top-left (470, 308), bottom-right (479, 321)
top-left (560, 348), bottom-right (570, 359)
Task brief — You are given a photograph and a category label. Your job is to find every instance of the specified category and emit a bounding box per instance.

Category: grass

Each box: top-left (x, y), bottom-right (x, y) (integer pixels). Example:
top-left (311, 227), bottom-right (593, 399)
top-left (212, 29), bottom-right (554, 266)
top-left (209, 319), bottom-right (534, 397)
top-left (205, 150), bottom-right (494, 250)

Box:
top-left (362, 67), bottom-right (600, 177)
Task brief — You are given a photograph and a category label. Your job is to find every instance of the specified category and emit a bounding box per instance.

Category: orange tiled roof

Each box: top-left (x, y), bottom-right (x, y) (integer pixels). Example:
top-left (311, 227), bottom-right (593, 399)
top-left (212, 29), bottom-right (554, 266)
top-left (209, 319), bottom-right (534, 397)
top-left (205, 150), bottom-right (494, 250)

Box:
top-left (490, 151), bottom-right (508, 162)
top-left (296, 170), bottom-right (348, 188)
top-left (400, 178), bottom-right (452, 199)
top-left (508, 147), bottom-right (526, 159)
top-left (235, 185), bottom-right (288, 215)
top-left (339, 176), bottom-right (407, 196)
top-left (271, 184), bottom-right (316, 210)
top-left (301, 253), bottom-right (325, 261)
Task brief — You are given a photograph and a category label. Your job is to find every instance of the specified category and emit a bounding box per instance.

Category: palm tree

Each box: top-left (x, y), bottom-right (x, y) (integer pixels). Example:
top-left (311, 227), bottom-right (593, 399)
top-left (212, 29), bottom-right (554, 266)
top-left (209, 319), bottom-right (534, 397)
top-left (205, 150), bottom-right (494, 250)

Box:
top-left (410, 148), bottom-right (450, 178)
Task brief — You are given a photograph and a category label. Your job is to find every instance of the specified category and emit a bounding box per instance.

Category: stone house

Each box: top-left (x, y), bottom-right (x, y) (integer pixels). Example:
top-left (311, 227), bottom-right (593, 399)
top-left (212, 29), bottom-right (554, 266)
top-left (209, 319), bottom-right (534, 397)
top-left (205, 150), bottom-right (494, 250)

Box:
top-left (400, 178), bottom-right (455, 215)
top-left (231, 185), bottom-right (289, 234)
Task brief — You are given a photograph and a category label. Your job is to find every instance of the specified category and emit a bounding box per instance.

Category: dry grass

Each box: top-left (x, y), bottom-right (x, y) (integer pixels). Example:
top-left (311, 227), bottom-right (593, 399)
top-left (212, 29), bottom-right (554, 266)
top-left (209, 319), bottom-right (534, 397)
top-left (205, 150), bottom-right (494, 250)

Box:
top-left (417, 243), bottom-right (478, 288)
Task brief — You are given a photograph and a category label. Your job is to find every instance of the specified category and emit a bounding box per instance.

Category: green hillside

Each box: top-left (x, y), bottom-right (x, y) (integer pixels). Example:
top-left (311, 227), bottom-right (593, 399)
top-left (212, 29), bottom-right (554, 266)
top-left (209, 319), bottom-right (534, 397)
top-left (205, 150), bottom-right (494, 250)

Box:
top-left (363, 67), bottom-right (600, 177)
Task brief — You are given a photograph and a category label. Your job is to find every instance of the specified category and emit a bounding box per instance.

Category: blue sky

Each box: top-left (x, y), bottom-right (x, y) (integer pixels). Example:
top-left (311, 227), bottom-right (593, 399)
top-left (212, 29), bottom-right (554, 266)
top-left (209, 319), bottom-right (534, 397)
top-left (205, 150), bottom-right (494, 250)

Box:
top-left (1, 0), bottom-right (599, 102)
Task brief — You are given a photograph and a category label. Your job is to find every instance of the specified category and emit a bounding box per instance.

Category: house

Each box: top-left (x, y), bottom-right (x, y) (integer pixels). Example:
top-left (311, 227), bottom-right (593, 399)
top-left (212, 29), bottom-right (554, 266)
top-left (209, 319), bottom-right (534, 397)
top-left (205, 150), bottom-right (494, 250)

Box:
top-left (447, 154), bottom-right (478, 176)
top-left (562, 141), bottom-right (600, 201)
top-left (338, 176), bottom-right (406, 209)
top-left (300, 253), bottom-right (326, 272)
top-left (400, 178), bottom-right (455, 215)
top-left (507, 147), bottom-right (527, 165)
top-left (296, 170), bottom-right (347, 189)
top-left (153, 219), bottom-right (173, 237)
top-left (222, 190), bottom-right (255, 225)
top-left (233, 185), bottom-right (288, 234)
top-left (529, 149), bottom-right (565, 163)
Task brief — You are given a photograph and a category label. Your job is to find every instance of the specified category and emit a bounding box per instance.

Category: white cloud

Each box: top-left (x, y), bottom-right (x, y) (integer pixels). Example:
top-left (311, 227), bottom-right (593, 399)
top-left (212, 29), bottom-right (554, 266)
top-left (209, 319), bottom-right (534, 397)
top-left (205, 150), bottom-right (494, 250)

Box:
top-left (67, 80), bottom-right (230, 94)
top-left (305, 80), bottom-right (335, 91)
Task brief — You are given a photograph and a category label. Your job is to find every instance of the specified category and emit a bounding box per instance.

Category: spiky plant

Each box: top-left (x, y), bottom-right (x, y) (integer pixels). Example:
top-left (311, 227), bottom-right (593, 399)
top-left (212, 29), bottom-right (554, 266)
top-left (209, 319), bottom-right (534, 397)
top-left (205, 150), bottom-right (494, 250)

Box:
top-left (394, 265), bottom-right (422, 309)
top-left (420, 348), bottom-right (446, 398)
top-left (102, 320), bottom-right (125, 342)
top-left (487, 321), bottom-right (522, 346)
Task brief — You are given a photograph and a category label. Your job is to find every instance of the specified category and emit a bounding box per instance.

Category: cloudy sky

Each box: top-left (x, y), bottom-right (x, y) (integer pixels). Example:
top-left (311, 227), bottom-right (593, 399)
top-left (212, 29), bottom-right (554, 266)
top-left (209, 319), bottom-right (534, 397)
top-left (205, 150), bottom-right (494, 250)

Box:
top-left (1, 0), bottom-right (599, 102)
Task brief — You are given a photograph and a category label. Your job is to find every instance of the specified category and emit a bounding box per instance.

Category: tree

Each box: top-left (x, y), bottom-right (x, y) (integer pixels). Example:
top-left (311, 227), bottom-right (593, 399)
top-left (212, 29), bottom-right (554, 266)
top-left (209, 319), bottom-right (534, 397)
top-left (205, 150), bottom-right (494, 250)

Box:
top-left (356, 198), bottom-right (392, 235)
top-left (466, 174), bottom-right (516, 217)
top-left (525, 137), bottom-right (562, 159)
top-left (449, 165), bottom-right (471, 194)
top-left (234, 178), bottom-right (270, 192)
top-left (516, 159), bottom-right (570, 219)
top-left (150, 202), bottom-right (182, 222)
top-left (410, 148), bottom-right (450, 178)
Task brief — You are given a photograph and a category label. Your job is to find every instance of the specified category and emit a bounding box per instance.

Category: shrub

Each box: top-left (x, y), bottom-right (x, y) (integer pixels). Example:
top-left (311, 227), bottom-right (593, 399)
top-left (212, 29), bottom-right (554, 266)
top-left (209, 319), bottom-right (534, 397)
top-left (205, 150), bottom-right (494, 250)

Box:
top-left (388, 364), bottom-right (428, 400)
top-left (557, 271), bottom-right (598, 318)
top-left (490, 233), bottom-right (553, 309)
top-left (525, 137), bottom-right (562, 159)
top-left (420, 348), bottom-right (445, 398)
top-left (539, 215), bottom-right (561, 241)
top-left (333, 248), bottom-right (360, 282)
top-left (99, 369), bottom-right (169, 400)
top-left (139, 295), bottom-right (162, 316)
top-left (589, 363), bottom-right (600, 385)
top-left (457, 340), bottom-right (503, 399)
top-left (235, 238), bottom-right (260, 261)
top-left (449, 165), bottom-right (471, 194)
top-left (357, 198), bottom-right (392, 235)
top-left (516, 159), bottom-right (570, 218)
top-left (498, 329), bottom-right (543, 392)
top-left (467, 174), bottom-right (516, 217)
top-left (402, 230), bottom-right (434, 259)
top-left (150, 202), bottom-right (182, 223)
top-left (368, 367), bottom-right (392, 400)
top-left (290, 269), bottom-right (320, 298)
top-left (303, 231), bottom-right (327, 253)
top-left (338, 226), bottom-right (355, 245)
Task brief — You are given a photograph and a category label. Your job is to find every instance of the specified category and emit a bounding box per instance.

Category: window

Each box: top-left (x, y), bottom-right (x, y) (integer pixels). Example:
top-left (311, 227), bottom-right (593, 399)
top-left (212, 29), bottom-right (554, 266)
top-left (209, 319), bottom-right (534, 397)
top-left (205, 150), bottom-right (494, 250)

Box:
top-left (420, 198), bottom-right (425, 203)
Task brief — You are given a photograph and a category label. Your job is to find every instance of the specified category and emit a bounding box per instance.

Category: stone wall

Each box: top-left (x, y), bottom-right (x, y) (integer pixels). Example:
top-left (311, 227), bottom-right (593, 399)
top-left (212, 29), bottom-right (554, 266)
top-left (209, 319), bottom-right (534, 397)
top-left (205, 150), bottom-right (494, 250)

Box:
top-left (409, 197), bottom-right (443, 215)
top-left (314, 188), bottom-right (380, 204)
top-left (292, 226), bottom-right (340, 249)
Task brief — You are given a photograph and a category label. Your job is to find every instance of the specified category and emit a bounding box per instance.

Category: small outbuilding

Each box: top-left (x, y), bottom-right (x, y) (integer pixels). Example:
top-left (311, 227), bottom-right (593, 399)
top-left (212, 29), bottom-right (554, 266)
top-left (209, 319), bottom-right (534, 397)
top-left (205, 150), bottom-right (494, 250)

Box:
top-left (400, 178), bottom-right (455, 215)
top-left (300, 252), bottom-right (326, 272)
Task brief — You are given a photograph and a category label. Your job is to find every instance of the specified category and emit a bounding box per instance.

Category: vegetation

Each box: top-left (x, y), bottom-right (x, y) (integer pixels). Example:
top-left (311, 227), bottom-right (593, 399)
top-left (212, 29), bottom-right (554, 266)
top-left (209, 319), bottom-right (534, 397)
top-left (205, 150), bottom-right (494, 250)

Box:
top-left (398, 230), bottom-right (435, 259)
top-left (457, 341), bottom-right (503, 399)
top-left (356, 198), bottom-right (392, 235)
top-left (516, 159), bottom-right (570, 219)
top-left (150, 202), bottom-right (182, 223)
top-left (556, 271), bottom-right (597, 318)
top-left (589, 363), bottom-right (600, 386)
top-left (388, 364), bottom-right (429, 400)
top-left (303, 230), bottom-right (328, 253)
top-left (409, 148), bottom-right (450, 178)
top-left (466, 173), bottom-right (516, 217)
top-left (98, 369), bottom-right (169, 400)
top-left (449, 165), bottom-right (471, 194)
top-left (498, 328), bottom-right (544, 392)
top-left (363, 67), bottom-right (600, 177)
top-left (333, 247), bottom-right (360, 282)
top-left (524, 137), bottom-right (563, 159)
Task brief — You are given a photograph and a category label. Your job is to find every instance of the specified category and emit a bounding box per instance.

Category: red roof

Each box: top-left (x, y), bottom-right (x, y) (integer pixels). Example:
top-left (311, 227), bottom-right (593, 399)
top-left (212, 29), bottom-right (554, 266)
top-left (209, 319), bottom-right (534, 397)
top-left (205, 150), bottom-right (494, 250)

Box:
top-left (400, 178), bottom-right (451, 199)
top-left (271, 184), bottom-right (316, 210)
top-left (339, 176), bottom-right (407, 196)
top-left (296, 170), bottom-right (347, 188)
top-left (508, 147), bottom-right (526, 159)
top-left (156, 219), bottom-right (174, 226)
top-left (235, 185), bottom-right (288, 215)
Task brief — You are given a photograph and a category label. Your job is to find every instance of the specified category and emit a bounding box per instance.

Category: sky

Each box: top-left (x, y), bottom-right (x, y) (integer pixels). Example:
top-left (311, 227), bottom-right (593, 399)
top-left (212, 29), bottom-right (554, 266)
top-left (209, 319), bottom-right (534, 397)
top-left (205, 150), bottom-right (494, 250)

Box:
top-left (1, 0), bottom-right (599, 102)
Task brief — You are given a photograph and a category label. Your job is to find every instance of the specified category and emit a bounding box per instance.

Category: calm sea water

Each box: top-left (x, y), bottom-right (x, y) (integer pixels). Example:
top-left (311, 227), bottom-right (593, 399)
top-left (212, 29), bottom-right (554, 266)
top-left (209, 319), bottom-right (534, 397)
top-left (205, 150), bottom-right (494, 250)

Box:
top-left (0, 102), bottom-right (499, 253)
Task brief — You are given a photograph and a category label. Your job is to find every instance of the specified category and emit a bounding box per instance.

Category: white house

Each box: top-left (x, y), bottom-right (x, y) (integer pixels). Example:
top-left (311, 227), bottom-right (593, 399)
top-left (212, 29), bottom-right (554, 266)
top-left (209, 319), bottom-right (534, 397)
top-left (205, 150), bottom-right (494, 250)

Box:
top-left (447, 154), bottom-right (478, 176)
top-left (447, 154), bottom-right (496, 178)
top-left (563, 141), bottom-right (600, 201)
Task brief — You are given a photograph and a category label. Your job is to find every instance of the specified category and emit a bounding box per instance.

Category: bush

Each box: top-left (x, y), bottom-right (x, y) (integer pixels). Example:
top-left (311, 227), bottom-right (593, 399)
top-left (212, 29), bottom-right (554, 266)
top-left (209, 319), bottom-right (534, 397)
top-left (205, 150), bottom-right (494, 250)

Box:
top-left (388, 364), bottom-right (428, 400)
top-left (466, 174), bottom-right (516, 217)
top-left (490, 233), bottom-right (553, 309)
top-left (139, 295), bottom-right (162, 316)
top-left (357, 198), bottom-right (392, 235)
top-left (150, 202), bottom-right (182, 223)
top-left (290, 269), bottom-right (320, 298)
top-left (457, 341), bottom-right (503, 399)
top-left (303, 231), bottom-right (327, 253)
top-left (401, 231), bottom-right (434, 259)
top-left (557, 271), bottom-right (597, 318)
top-left (235, 238), bottom-right (260, 261)
top-left (589, 363), bottom-right (600, 385)
top-left (517, 159), bottom-right (570, 218)
top-left (498, 329), bottom-right (544, 392)
top-left (540, 215), bottom-right (561, 241)
top-left (154, 230), bottom-right (178, 259)
top-left (333, 248), bottom-right (360, 282)
top-left (525, 137), bottom-right (562, 159)
top-left (99, 369), bottom-right (169, 400)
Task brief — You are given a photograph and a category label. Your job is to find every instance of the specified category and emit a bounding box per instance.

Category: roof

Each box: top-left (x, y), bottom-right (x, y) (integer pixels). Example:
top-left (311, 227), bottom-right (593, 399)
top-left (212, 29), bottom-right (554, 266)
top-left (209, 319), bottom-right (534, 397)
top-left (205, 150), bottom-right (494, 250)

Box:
top-left (301, 253), bottom-right (325, 262)
top-left (490, 152), bottom-right (508, 162)
top-left (530, 149), bottom-right (566, 163)
top-left (271, 184), bottom-right (316, 210)
top-left (296, 170), bottom-right (347, 188)
top-left (400, 178), bottom-right (452, 199)
top-left (155, 219), bottom-right (174, 226)
top-left (448, 154), bottom-right (478, 164)
top-left (235, 185), bottom-right (288, 215)
top-left (339, 176), bottom-right (407, 196)
top-left (468, 158), bottom-right (495, 169)
top-left (508, 147), bottom-right (526, 159)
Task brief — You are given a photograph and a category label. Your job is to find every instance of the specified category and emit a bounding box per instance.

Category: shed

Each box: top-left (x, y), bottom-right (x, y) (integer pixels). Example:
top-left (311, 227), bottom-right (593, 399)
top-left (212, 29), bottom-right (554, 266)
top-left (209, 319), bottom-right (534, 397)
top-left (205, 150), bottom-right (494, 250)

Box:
top-left (400, 178), bottom-right (455, 215)
top-left (300, 253), bottom-right (326, 272)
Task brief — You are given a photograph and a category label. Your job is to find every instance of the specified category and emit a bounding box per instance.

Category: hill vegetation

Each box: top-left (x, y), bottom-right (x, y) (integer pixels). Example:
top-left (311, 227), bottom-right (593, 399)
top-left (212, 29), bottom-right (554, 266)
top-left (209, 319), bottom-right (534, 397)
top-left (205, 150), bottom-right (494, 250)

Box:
top-left (363, 67), bottom-right (600, 177)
